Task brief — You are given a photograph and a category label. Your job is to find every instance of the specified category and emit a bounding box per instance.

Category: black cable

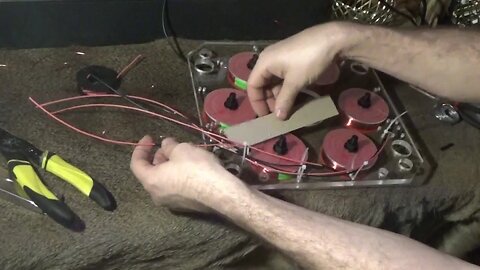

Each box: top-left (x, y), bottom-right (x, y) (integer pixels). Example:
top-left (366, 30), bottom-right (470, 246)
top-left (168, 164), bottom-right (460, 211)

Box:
top-left (421, 0), bottom-right (428, 25)
top-left (459, 103), bottom-right (480, 114)
top-left (458, 103), bottom-right (480, 129)
top-left (88, 73), bottom-right (150, 111)
top-left (162, 0), bottom-right (187, 62)
top-left (378, 0), bottom-right (420, 26)
top-left (458, 110), bottom-right (480, 129)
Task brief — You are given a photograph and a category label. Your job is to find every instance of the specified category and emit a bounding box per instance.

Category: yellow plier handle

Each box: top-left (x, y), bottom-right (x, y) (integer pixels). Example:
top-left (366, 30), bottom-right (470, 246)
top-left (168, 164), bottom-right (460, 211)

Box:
top-left (41, 152), bottom-right (116, 211)
top-left (7, 159), bottom-right (84, 231)
top-left (0, 128), bottom-right (116, 231)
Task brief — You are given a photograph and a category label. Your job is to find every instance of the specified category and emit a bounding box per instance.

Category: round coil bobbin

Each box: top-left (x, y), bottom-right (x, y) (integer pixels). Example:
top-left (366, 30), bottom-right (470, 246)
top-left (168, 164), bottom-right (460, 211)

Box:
top-left (306, 62), bottom-right (341, 95)
top-left (250, 133), bottom-right (307, 182)
top-left (320, 128), bottom-right (378, 171)
top-left (203, 88), bottom-right (256, 132)
top-left (76, 65), bottom-right (121, 95)
top-left (227, 52), bottom-right (258, 90)
top-left (338, 88), bottom-right (390, 131)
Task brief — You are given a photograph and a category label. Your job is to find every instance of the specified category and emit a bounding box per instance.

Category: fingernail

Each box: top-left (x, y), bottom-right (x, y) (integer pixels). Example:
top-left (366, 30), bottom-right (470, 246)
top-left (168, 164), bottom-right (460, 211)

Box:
top-left (275, 109), bottom-right (285, 119)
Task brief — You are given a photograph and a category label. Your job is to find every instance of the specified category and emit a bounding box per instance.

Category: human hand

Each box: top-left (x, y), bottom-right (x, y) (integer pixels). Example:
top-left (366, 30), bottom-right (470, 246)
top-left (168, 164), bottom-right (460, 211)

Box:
top-left (130, 136), bottom-right (240, 212)
top-left (247, 22), bottom-right (350, 120)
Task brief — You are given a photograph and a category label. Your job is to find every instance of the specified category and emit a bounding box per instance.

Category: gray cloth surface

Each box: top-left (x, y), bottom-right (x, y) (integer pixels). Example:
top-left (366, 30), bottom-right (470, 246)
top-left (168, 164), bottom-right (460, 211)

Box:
top-left (0, 39), bottom-right (479, 269)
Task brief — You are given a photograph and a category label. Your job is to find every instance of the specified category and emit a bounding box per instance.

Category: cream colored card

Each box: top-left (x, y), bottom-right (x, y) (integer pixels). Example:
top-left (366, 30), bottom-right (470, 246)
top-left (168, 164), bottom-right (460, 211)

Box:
top-left (224, 96), bottom-right (338, 145)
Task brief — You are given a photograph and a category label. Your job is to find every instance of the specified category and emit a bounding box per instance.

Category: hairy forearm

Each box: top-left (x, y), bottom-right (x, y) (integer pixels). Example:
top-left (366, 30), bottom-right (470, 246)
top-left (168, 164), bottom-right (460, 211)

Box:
top-left (204, 170), bottom-right (475, 270)
top-left (335, 23), bottom-right (480, 102)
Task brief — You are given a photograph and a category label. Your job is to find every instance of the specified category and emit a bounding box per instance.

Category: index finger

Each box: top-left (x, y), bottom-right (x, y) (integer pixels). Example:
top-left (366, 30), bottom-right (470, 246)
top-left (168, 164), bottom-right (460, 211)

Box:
top-left (247, 62), bottom-right (275, 116)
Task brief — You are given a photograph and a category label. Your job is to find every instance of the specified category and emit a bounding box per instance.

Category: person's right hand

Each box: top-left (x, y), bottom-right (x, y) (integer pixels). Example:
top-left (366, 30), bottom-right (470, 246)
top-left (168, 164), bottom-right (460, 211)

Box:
top-left (247, 22), bottom-right (350, 120)
top-left (130, 136), bottom-right (244, 213)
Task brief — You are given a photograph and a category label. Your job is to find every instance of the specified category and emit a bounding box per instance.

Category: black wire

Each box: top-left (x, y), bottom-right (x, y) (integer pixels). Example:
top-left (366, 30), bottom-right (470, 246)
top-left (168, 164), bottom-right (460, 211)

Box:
top-left (460, 103), bottom-right (480, 114)
top-left (420, 0), bottom-right (428, 25)
top-left (458, 110), bottom-right (480, 129)
top-left (378, 0), bottom-right (420, 26)
top-left (162, 0), bottom-right (187, 62)
top-left (458, 104), bottom-right (480, 129)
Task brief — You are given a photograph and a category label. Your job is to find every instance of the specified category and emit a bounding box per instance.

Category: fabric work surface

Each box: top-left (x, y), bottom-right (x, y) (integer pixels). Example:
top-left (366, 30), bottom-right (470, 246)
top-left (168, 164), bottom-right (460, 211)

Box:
top-left (0, 39), bottom-right (479, 269)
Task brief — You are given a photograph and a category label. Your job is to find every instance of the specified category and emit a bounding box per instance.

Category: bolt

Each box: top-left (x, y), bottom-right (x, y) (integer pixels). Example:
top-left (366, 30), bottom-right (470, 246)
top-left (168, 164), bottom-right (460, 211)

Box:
top-left (378, 168), bottom-right (389, 178)
top-left (273, 135), bottom-right (288, 155)
top-left (344, 135), bottom-right (359, 153)
top-left (224, 92), bottom-right (239, 110)
top-left (357, 92), bottom-right (372, 108)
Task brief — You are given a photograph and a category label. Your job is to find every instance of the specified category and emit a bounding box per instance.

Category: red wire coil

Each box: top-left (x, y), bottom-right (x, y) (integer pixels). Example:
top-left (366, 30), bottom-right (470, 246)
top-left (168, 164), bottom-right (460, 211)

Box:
top-left (320, 128), bottom-right (378, 171)
top-left (227, 52), bottom-right (256, 90)
top-left (203, 88), bottom-right (256, 130)
top-left (338, 88), bottom-right (390, 131)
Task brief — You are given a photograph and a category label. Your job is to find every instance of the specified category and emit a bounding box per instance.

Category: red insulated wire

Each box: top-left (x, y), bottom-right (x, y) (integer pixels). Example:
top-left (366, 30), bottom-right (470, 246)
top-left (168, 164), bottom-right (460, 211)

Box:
top-left (47, 102), bottom-right (343, 176)
top-left (47, 102), bottom-right (228, 142)
top-left (31, 95), bottom-right (389, 177)
top-left (39, 95), bottom-right (232, 144)
top-left (39, 94), bottom-right (189, 120)
top-left (30, 97), bottom-right (219, 148)
top-left (33, 96), bottom-right (319, 173)
top-left (30, 97), bottom-right (156, 146)
top-left (39, 94), bottom-right (325, 167)
top-left (36, 98), bottom-right (334, 172)
top-left (36, 95), bottom-right (233, 148)
top-left (116, 55), bottom-right (145, 80)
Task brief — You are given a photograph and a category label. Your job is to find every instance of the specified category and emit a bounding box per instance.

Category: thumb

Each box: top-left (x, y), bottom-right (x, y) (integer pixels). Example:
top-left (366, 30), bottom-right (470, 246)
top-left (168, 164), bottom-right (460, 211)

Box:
top-left (275, 76), bottom-right (303, 120)
top-left (130, 135), bottom-right (155, 182)
top-left (160, 137), bottom-right (179, 159)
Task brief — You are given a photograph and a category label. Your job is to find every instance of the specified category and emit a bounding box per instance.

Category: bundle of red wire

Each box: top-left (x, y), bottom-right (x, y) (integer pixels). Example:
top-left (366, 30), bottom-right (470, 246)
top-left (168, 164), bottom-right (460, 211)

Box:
top-left (29, 94), bottom-right (389, 178)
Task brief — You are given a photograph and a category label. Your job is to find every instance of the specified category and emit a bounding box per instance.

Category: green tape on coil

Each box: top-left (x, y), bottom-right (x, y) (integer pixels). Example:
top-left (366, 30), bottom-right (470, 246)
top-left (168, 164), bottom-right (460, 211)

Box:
top-left (277, 173), bottom-right (292, 181)
top-left (234, 77), bottom-right (248, 90)
top-left (219, 122), bottom-right (230, 132)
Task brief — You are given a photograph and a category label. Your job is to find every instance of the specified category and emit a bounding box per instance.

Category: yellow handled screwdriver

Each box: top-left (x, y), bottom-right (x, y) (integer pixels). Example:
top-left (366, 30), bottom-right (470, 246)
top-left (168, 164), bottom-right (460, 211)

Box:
top-left (0, 128), bottom-right (116, 231)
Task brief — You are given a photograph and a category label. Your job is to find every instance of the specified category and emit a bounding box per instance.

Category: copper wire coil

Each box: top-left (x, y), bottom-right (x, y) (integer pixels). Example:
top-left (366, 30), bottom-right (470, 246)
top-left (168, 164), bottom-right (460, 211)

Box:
top-left (226, 72), bottom-right (240, 90)
top-left (338, 88), bottom-right (390, 131)
top-left (250, 133), bottom-right (307, 181)
top-left (203, 88), bottom-right (256, 131)
top-left (227, 52), bottom-right (256, 90)
top-left (320, 128), bottom-right (378, 171)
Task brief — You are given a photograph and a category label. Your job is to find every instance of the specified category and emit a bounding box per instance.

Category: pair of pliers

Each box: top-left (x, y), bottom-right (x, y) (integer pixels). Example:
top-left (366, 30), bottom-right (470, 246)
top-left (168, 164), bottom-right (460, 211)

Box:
top-left (0, 128), bottom-right (116, 231)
